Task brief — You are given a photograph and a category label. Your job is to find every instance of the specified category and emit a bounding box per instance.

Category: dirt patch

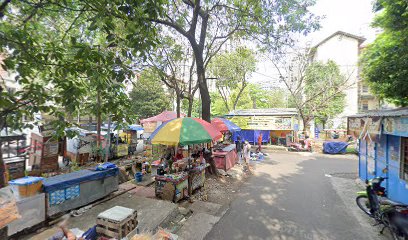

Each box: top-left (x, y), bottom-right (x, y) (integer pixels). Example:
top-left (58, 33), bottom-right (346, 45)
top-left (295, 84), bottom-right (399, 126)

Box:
top-left (188, 165), bottom-right (252, 206)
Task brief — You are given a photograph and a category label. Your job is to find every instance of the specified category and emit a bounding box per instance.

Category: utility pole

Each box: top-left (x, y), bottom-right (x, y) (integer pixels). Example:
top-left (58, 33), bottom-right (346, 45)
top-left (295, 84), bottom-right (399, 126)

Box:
top-left (105, 115), bottom-right (111, 162)
top-left (96, 45), bottom-right (102, 162)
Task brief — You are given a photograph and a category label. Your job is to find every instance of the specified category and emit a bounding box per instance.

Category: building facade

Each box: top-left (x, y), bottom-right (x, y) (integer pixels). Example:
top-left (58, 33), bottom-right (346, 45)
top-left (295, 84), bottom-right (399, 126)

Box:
top-left (310, 31), bottom-right (382, 116)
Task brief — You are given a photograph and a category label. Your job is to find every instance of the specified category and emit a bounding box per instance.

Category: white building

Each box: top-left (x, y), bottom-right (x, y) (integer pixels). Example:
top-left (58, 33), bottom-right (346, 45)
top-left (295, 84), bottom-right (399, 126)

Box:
top-left (310, 31), bottom-right (366, 119)
top-left (311, 31), bottom-right (395, 121)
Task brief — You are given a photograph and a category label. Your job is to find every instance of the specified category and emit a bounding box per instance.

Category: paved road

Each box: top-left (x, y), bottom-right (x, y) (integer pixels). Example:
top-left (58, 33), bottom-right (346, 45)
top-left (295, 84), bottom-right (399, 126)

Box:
top-left (205, 151), bottom-right (385, 240)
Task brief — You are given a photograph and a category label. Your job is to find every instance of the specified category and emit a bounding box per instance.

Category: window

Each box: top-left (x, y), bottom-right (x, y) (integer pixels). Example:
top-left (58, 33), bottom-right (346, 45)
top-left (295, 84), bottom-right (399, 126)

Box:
top-left (401, 137), bottom-right (408, 180)
top-left (362, 85), bottom-right (369, 93)
top-left (362, 101), bottom-right (369, 111)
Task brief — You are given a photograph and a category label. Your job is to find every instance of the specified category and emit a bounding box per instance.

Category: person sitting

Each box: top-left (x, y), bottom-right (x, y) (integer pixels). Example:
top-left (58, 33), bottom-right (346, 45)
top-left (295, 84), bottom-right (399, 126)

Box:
top-left (175, 148), bottom-right (184, 161)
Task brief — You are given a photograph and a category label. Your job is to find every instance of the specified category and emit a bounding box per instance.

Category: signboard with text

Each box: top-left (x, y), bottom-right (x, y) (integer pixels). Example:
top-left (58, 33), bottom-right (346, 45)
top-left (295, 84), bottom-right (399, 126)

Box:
top-left (227, 116), bottom-right (293, 130)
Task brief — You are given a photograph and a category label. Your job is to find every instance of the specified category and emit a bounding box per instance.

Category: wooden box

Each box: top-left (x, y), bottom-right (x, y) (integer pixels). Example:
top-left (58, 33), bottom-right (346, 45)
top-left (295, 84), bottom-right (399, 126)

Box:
top-left (96, 206), bottom-right (138, 239)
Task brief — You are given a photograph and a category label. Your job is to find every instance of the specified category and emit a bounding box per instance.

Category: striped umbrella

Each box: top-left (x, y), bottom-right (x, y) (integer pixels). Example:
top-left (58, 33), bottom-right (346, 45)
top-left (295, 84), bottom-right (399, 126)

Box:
top-left (150, 118), bottom-right (222, 146)
top-left (211, 118), bottom-right (241, 132)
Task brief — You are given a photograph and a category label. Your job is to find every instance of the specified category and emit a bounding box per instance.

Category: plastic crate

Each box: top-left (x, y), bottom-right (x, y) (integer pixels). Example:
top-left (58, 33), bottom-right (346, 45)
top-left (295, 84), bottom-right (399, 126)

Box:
top-left (9, 176), bottom-right (44, 199)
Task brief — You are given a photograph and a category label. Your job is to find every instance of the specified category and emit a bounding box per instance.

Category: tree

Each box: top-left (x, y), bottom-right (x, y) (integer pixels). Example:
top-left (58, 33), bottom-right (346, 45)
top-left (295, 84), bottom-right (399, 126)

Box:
top-left (247, 84), bottom-right (290, 109)
top-left (147, 37), bottom-right (198, 117)
top-left (151, 0), bottom-right (320, 122)
top-left (129, 69), bottom-right (171, 120)
top-left (272, 51), bottom-right (347, 132)
top-left (360, 0), bottom-right (408, 106)
top-left (209, 47), bottom-right (256, 112)
top-left (0, 1), bottom-right (163, 186)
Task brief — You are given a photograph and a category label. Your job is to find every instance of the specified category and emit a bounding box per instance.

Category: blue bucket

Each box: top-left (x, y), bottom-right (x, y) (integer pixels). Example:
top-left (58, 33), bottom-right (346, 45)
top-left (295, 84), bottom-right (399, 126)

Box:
top-left (135, 172), bottom-right (143, 182)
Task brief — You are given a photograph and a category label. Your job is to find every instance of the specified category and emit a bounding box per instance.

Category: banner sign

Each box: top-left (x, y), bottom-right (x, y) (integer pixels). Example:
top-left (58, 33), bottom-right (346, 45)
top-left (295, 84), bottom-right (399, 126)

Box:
top-left (227, 116), bottom-right (293, 130)
top-left (347, 117), bottom-right (382, 142)
top-left (383, 117), bottom-right (408, 137)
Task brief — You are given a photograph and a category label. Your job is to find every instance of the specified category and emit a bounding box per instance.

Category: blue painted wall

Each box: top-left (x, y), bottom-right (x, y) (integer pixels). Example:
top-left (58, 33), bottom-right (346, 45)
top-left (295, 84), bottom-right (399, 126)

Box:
top-left (359, 134), bottom-right (408, 204)
top-left (359, 139), bottom-right (368, 181)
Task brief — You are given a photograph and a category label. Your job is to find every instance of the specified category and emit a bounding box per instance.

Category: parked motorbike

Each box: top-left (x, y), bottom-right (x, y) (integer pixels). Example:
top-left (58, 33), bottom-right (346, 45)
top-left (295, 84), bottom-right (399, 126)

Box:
top-left (356, 177), bottom-right (408, 239)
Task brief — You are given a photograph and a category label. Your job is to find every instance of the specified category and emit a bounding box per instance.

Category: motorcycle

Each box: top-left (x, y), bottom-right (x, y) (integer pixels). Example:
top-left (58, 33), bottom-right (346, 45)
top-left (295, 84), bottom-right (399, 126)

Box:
top-left (356, 177), bottom-right (408, 239)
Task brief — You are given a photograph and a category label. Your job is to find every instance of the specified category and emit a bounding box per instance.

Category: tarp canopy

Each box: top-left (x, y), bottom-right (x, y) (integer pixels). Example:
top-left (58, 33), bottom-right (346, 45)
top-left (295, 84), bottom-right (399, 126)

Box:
top-left (43, 167), bottom-right (118, 192)
top-left (211, 118), bottom-right (241, 132)
top-left (232, 130), bottom-right (270, 144)
top-left (150, 117), bottom-right (222, 146)
top-left (323, 141), bottom-right (349, 154)
top-left (128, 124), bottom-right (144, 131)
top-left (140, 111), bottom-right (185, 124)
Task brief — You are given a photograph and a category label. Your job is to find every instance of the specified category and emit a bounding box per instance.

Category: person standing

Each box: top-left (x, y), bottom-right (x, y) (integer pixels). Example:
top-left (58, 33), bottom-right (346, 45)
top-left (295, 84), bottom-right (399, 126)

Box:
top-left (257, 133), bottom-right (263, 152)
top-left (243, 140), bottom-right (251, 169)
top-left (235, 136), bottom-right (243, 164)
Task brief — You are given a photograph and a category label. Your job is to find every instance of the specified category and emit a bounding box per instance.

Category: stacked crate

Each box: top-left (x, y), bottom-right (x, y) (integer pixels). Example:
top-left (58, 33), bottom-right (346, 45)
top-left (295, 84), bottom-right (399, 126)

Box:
top-left (96, 206), bottom-right (138, 239)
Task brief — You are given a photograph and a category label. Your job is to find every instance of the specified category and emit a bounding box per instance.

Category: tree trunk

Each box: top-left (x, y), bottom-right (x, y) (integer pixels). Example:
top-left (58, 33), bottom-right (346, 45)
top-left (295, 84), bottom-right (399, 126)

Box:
top-left (195, 56), bottom-right (211, 122)
top-left (0, 143), bottom-right (6, 188)
top-left (176, 94), bottom-right (181, 118)
top-left (303, 118), bottom-right (311, 137)
top-left (96, 90), bottom-right (102, 161)
top-left (187, 96), bottom-right (193, 117)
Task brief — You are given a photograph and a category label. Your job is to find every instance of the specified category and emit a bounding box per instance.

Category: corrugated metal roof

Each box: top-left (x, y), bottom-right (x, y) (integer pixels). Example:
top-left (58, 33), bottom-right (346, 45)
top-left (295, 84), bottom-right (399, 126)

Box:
top-left (348, 108), bottom-right (408, 118)
top-left (225, 108), bottom-right (298, 116)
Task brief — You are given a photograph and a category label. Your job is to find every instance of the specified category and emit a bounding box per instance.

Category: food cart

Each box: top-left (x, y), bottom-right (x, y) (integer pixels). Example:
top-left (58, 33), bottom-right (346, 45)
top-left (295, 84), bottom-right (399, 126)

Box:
top-left (149, 117), bottom-right (222, 202)
top-left (155, 173), bottom-right (189, 202)
top-left (188, 164), bottom-right (207, 195)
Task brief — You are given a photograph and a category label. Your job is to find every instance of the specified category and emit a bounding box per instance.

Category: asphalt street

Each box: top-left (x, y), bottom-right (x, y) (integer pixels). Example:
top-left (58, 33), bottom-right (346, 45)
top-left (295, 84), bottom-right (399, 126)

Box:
top-left (205, 151), bottom-right (387, 240)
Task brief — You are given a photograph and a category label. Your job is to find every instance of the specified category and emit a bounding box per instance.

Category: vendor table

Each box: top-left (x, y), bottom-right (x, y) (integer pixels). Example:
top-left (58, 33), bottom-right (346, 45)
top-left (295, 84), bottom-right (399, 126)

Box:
top-left (213, 144), bottom-right (237, 172)
top-left (188, 164), bottom-right (207, 195)
top-left (155, 173), bottom-right (188, 203)
top-left (43, 167), bottom-right (119, 217)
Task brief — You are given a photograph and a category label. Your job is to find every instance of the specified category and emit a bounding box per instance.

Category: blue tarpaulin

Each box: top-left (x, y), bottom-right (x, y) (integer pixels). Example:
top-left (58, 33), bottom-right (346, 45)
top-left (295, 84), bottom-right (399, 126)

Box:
top-left (323, 141), bottom-right (349, 154)
top-left (43, 167), bottom-right (119, 192)
top-left (232, 130), bottom-right (270, 144)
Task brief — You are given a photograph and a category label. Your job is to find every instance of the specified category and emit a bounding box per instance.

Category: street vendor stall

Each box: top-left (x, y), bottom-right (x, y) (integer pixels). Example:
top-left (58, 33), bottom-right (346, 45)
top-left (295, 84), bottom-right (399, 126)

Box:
top-left (155, 172), bottom-right (188, 202)
top-left (213, 144), bottom-right (237, 172)
top-left (42, 163), bottom-right (119, 217)
top-left (211, 118), bottom-right (240, 171)
top-left (149, 117), bottom-right (222, 202)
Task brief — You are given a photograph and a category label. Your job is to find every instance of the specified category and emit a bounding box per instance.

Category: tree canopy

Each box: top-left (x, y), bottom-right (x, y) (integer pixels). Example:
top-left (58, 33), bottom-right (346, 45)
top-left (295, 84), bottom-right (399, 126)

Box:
top-left (209, 47), bottom-right (257, 112)
top-left (360, 0), bottom-right (408, 106)
top-left (0, 0), bottom-right (164, 134)
top-left (152, 0), bottom-right (320, 121)
top-left (129, 69), bottom-right (171, 120)
top-left (273, 50), bottom-right (347, 130)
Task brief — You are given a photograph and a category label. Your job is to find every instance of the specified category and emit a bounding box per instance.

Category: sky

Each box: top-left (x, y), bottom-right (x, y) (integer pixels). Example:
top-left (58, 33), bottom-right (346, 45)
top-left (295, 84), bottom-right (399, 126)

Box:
top-left (251, 0), bottom-right (379, 87)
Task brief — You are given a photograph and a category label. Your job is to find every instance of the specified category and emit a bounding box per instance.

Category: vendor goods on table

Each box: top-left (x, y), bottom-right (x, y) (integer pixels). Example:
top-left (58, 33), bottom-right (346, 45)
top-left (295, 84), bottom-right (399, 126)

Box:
top-left (155, 173), bottom-right (189, 202)
top-left (96, 206), bottom-right (138, 239)
top-left (188, 164), bottom-right (207, 195)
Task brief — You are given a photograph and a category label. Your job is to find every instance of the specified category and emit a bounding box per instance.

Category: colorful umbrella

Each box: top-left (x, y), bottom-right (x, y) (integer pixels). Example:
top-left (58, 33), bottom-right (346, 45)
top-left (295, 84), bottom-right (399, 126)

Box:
top-left (150, 118), bottom-right (222, 146)
top-left (211, 118), bottom-right (241, 132)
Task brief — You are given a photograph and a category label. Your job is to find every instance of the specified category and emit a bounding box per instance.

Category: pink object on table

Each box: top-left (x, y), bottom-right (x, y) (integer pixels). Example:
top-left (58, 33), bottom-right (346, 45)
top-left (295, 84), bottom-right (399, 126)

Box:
top-left (213, 149), bottom-right (237, 172)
